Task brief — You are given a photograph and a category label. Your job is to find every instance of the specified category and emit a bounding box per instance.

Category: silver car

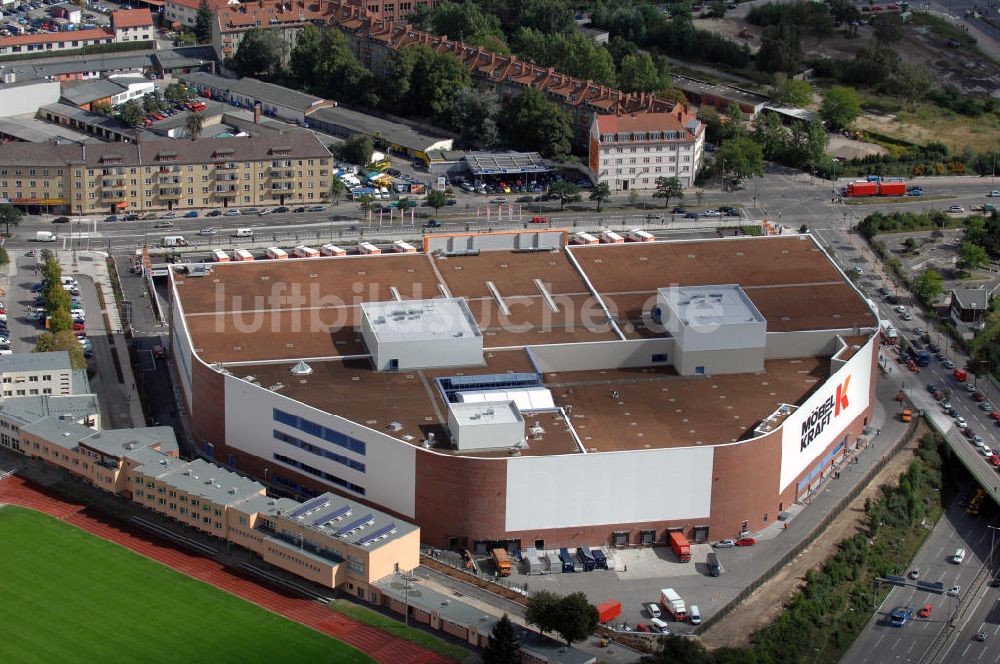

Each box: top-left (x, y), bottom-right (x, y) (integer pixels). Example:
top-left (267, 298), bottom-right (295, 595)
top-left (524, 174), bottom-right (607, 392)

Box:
top-left (714, 539), bottom-right (737, 549)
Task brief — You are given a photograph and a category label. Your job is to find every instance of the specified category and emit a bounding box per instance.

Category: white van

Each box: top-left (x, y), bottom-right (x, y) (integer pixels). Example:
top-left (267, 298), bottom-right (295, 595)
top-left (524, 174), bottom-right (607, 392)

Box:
top-left (650, 617), bottom-right (670, 634)
top-left (646, 603), bottom-right (661, 619)
top-left (953, 548), bottom-right (966, 564)
top-left (689, 605), bottom-right (702, 625)
top-left (233, 228), bottom-right (254, 238)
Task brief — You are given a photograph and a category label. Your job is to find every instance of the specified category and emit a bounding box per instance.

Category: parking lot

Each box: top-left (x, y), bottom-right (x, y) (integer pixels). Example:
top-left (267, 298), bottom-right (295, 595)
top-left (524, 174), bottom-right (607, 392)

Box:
top-left (1, 0), bottom-right (114, 38)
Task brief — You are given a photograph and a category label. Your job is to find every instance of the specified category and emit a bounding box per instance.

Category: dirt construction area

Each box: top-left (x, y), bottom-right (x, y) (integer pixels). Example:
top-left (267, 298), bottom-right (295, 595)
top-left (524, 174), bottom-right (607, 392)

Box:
top-left (700, 428), bottom-right (923, 649)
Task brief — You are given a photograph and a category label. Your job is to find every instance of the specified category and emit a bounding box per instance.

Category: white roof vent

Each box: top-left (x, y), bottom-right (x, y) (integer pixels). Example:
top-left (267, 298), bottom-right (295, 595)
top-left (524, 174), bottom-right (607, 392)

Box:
top-left (291, 360), bottom-right (313, 376)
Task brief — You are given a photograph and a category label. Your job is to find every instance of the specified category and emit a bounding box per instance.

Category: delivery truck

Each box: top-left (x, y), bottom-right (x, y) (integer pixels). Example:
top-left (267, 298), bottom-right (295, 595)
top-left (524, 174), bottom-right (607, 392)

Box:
top-left (292, 245), bottom-right (319, 258)
top-left (211, 249), bottom-right (229, 262)
top-left (35, 231), bottom-right (57, 242)
top-left (669, 531), bottom-right (691, 562)
top-left (492, 548), bottom-right (511, 576)
top-left (159, 235), bottom-right (188, 247)
top-left (358, 242), bottom-right (381, 255)
top-left (596, 600), bottom-right (622, 623)
top-left (265, 247), bottom-right (288, 260)
top-left (660, 588), bottom-right (687, 620)
top-left (572, 232), bottom-right (598, 245)
top-left (233, 249), bottom-right (254, 261)
top-left (626, 229), bottom-right (654, 242)
top-left (321, 244), bottom-right (346, 256)
top-left (600, 230), bottom-right (624, 244)
top-left (392, 240), bottom-right (416, 254)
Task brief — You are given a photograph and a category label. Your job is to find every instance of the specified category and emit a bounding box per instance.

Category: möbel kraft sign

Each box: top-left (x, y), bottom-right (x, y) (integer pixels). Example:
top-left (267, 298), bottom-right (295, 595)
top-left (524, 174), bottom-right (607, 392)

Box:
top-left (779, 336), bottom-right (873, 492)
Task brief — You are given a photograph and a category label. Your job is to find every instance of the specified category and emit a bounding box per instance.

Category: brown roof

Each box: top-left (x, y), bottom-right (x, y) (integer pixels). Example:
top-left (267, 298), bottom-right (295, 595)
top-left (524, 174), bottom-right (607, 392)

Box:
top-left (596, 112), bottom-right (689, 134)
top-left (0, 28), bottom-right (111, 49)
top-left (112, 8), bottom-right (153, 29)
top-left (0, 131), bottom-right (331, 169)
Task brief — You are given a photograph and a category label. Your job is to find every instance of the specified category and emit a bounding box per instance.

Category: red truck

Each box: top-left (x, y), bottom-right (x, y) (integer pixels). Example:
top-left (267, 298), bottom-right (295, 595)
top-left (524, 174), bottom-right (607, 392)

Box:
top-left (846, 181), bottom-right (878, 197)
top-left (669, 531), bottom-right (691, 562)
top-left (878, 181), bottom-right (906, 196)
top-left (596, 600), bottom-right (621, 623)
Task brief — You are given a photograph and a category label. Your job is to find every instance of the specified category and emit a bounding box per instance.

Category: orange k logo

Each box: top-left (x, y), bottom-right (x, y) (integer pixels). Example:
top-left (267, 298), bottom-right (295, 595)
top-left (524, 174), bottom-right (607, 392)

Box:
top-left (835, 375), bottom-right (851, 416)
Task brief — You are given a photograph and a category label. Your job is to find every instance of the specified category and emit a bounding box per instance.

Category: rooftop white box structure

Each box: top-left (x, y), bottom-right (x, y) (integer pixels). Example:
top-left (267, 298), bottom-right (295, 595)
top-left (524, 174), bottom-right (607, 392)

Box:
top-left (658, 285), bottom-right (767, 375)
top-left (360, 298), bottom-right (483, 371)
top-left (447, 401), bottom-right (525, 451)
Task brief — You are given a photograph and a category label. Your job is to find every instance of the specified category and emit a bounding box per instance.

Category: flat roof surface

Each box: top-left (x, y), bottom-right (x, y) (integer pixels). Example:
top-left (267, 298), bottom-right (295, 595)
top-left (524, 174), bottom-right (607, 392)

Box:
top-left (0, 351), bottom-right (71, 373)
top-left (659, 284), bottom-right (764, 327)
top-left (449, 400), bottom-right (523, 426)
top-left (361, 298), bottom-right (480, 343)
top-left (174, 236), bottom-right (875, 455)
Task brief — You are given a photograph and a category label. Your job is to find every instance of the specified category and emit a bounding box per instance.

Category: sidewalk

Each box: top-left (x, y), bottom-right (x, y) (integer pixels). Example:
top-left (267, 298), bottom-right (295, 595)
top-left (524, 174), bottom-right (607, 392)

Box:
top-left (62, 250), bottom-right (145, 427)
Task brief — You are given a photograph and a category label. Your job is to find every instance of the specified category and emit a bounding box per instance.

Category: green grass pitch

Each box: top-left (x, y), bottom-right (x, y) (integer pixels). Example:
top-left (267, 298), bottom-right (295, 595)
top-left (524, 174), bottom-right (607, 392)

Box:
top-left (0, 506), bottom-right (373, 664)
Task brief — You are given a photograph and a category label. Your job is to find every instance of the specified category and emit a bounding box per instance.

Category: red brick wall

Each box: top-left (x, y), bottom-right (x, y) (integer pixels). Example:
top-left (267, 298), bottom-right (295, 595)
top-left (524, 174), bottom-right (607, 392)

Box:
top-left (414, 452), bottom-right (506, 548)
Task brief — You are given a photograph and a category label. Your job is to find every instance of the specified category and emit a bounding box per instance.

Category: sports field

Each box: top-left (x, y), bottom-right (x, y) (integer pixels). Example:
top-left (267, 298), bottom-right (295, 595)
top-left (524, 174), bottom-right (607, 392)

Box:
top-left (0, 506), bottom-right (373, 664)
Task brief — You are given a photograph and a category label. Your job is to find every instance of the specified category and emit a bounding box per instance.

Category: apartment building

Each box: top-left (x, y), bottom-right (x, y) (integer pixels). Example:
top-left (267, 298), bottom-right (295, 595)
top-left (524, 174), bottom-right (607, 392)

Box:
top-left (111, 8), bottom-right (155, 43)
top-left (164, 0), bottom-right (235, 29)
top-left (0, 352), bottom-right (75, 398)
top-left (0, 394), bottom-right (100, 454)
top-left (0, 132), bottom-right (333, 215)
top-left (588, 111), bottom-right (705, 190)
top-left (213, 0), bottom-right (332, 63)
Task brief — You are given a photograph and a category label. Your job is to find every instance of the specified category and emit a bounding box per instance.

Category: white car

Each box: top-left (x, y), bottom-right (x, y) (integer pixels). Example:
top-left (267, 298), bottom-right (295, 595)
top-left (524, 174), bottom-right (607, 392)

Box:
top-left (197, 228), bottom-right (217, 236)
top-left (966, 382), bottom-right (977, 392)
top-left (258, 208), bottom-right (272, 216)
top-left (223, 209), bottom-right (242, 216)
top-left (981, 446), bottom-right (993, 457)
top-left (944, 360), bottom-right (956, 370)
top-left (714, 539), bottom-right (737, 548)
top-left (948, 205), bottom-right (965, 213)
top-left (948, 585), bottom-right (961, 596)
top-left (646, 603), bottom-right (661, 619)
top-left (956, 416), bottom-right (968, 429)
top-left (25, 310), bottom-right (44, 321)
top-left (701, 210), bottom-right (722, 217)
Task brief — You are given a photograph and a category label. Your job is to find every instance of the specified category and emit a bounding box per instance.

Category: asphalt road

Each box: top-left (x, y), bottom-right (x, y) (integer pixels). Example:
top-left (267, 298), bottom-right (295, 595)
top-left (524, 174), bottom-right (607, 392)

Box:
top-left (8, 171), bottom-right (1000, 253)
top-left (842, 497), bottom-right (1000, 664)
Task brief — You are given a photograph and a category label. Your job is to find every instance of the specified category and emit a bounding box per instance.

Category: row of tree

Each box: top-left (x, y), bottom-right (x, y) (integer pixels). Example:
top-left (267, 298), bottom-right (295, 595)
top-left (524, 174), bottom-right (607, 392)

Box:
top-left (34, 252), bottom-right (86, 369)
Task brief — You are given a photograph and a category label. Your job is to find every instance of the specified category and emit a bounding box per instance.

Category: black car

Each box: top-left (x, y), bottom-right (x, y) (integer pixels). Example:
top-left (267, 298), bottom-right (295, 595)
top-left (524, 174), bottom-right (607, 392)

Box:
top-left (123, 213), bottom-right (140, 221)
top-left (928, 343), bottom-right (940, 353)
top-left (718, 206), bottom-right (735, 213)
top-left (424, 219), bottom-right (442, 228)
top-left (206, 210), bottom-right (223, 217)
top-left (52, 216), bottom-right (71, 224)
top-left (672, 207), bottom-right (686, 214)
top-left (516, 196), bottom-right (533, 203)
top-left (685, 211), bottom-right (698, 219)
top-left (273, 206), bottom-right (290, 213)
top-left (292, 206), bottom-right (306, 213)
top-left (725, 209), bottom-right (741, 217)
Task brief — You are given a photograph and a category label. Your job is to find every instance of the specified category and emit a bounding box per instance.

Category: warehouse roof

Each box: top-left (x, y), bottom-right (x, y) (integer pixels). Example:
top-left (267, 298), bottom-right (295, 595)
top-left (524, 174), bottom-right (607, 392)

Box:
top-left (0, 395), bottom-right (100, 427)
top-left (361, 298), bottom-right (481, 344)
top-left (0, 351), bottom-right (72, 374)
top-left (307, 104), bottom-right (453, 154)
top-left (181, 72), bottom-right (329, 114)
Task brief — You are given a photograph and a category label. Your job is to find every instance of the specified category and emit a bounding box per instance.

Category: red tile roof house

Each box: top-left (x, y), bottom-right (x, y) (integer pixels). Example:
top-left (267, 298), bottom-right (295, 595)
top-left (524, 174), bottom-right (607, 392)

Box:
top-left (111, 9), bottom-right (155, 43)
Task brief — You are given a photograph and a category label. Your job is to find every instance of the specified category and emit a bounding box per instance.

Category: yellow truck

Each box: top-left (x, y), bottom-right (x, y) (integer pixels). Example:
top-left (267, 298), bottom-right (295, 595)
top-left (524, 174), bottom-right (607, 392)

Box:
top-left (899, 409), bottom-right (913, 423)
top-left (492, 548), bottom-right (511, 576)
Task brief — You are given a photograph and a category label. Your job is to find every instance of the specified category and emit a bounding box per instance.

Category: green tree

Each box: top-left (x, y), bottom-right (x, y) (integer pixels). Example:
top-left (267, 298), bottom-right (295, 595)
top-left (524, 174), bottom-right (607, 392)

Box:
top-left (142, 91), bottom-right (164, 114)
top-left (716, 136), bottom-right (765, 187)
top-left (33, 331), bottom-right (86, 369)
top-left (619, 53), bottom-right (667, 93)
top-left (697, 107), bottom-right (723, 145)
top-left (959, 241), bottom-right (989, 274)
top-left (164, 82), bottom-right (190, 103)
top-left (589, 182), bottom-right (612, 211)
top-left (660, 87), bottom-right (689, 107)
top-left (47, 307), bottom-right (73, 334)
top-left (553, 592), bottom-right (598, 646)
top-left (871, 13), bottom-right (904, 44)
top-left (772, 73), bottom-right (813, 106)
top-left (549, 181), bottom-right (581, 211)
top-left (885, 62), bottom-right (932, 106)
top-left (289, 24), bottom-right (322, 88)
top-left (653, 176), bottom-right (684, 209)
top-left (436, 87), bottom-right (500, 147)
top-left (511, 27), bottom-right (617, 87)
top-left (903, 237), bottom-right (918, 253)
top-left (707, 0), bottom-right (728, 18)
top-left (0, 246), bottom-right (8, 267)
top-left (426, 189), bottom-right (449, 212)
top-left (756, 22), bottom-right (802, 74)
top-left (0, 204), bottom-right (23, 235)
top-left (396, 197), bottom-right (414, 214)
top-left (525, 590), bottom-right (560, 636)
top-left (315, 29), bottom-right (377, 105)
top-left (44, 283), bottom-right (71, 318)
top-left (914, 269), bottom-right (944, 304)
top-left (820, 85), bottom-right (862, 131)
top-left (90, 100), bottom-right (113, 116)
top-left (386, 44), bottom-right (471, 118)
top-left (501, 89), bottom-right (572, 159)
top-left (329, 178), bottom-right (347, 205)
top-left (337, 134), bottom-right (374, 168)
top-left (483, 613), bottom-right (520, 664)
top-left (194, 0), bottom-right (213, 43)
top-left (357, 194), bottom-right (376, 215)
top-left (116, 99), bottom-right (145, 127)
top-left (431, 1), bottom-right (504, 44)
top-left (653, 634), bottom-right (715, 663)
top-left (232, 28), bottom-right (285, 79)
top-left (185, 113), bottom-right (205, 140)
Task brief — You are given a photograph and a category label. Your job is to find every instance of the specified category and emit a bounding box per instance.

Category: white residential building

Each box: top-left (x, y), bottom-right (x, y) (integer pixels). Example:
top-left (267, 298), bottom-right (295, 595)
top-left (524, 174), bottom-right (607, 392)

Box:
top-left (587, 111), bottom-right (705, 191)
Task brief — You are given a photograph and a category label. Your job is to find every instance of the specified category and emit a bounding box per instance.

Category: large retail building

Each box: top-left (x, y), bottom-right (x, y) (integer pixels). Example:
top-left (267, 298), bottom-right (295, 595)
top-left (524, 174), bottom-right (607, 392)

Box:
top-left (168, 232), bottom-right (879, 552)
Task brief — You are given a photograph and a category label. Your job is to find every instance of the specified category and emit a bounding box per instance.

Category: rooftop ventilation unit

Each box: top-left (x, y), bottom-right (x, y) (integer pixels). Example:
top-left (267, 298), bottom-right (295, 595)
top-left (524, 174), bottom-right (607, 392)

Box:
top-left (387, 421), bottom-right (402, 432)
top-left (290, 361), bottom-right (312, 376)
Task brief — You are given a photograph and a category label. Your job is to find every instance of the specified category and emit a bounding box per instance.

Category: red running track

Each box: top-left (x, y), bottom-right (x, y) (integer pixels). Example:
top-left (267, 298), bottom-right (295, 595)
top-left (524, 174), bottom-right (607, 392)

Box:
top-left (0, 476), bottom-right (452, 664)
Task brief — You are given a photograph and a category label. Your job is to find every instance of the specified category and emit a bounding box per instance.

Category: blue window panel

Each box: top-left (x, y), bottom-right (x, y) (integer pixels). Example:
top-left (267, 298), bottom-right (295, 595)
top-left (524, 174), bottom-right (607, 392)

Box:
top-left (273, 409), bottom-right (367, 456)
top-left (273, 453), bottom-right (365, 496)
top-left (273, 430), bottom-right (366, 473)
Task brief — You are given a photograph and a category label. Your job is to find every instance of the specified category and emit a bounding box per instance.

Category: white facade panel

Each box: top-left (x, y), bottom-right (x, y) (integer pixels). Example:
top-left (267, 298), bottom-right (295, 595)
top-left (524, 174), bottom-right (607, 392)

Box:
top-left (169, 290), bottom-right (193, 407)
top-left (778, 335), bottom-right (874, 492)
top-left (504, 446), bottom-right (714, 531)
top-left (223, 374), bottom-right (417, 517)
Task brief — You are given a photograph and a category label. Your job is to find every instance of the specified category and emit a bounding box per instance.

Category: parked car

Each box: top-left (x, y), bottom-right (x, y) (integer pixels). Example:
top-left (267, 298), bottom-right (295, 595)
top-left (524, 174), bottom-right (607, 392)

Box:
top-left (530, 216), bottom-right (549, 224)
top-left (51, 216), bottom-right (71, 223)
top-left (223, 209), bottom-right (242, 216)
top-left (206, 209), bottom-right (223, 217)
top-left (736, 537), bottom-right (756, 547)
top-left (702, 210), bottom-right (722, 218)
top-left (305, 205), bottom-right (325, 212)
top-left (153, 221), bottom-right (174, 228)
top-left (714, 539), bottom-right (736, 549)
top-left (948, 205), bottom-right (965, 213)
top-left (183, 210), bottom-right (198, 218)
top-left (197, 228), bottom-right (217, 236)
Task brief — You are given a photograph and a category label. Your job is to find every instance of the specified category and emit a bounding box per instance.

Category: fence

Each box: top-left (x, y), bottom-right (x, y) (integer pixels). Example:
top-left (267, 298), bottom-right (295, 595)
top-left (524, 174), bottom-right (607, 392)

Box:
top-left (693, 415), bottom-right (919, 636)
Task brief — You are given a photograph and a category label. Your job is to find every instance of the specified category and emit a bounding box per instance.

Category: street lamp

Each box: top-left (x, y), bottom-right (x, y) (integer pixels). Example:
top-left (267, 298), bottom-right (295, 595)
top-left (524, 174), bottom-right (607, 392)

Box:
top-left (402, 572), bottom-right (416, 627)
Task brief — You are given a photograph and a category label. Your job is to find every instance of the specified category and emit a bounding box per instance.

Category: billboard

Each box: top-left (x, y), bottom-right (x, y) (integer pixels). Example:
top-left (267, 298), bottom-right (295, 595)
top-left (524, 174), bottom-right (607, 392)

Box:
top-left (778, 335), bottom-right (874, 492)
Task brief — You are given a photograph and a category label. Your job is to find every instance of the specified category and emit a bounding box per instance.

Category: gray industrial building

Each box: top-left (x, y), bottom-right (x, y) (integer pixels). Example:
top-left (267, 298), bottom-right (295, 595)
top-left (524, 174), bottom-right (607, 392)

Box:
top-left (360, 298), bottom-right (483, 372)
top-left (0, 73), bottom-right (60, 118)
top-left (659, 284), bottom-right (767, 376)
top-left (447, 401), bottom-right (525, 451)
